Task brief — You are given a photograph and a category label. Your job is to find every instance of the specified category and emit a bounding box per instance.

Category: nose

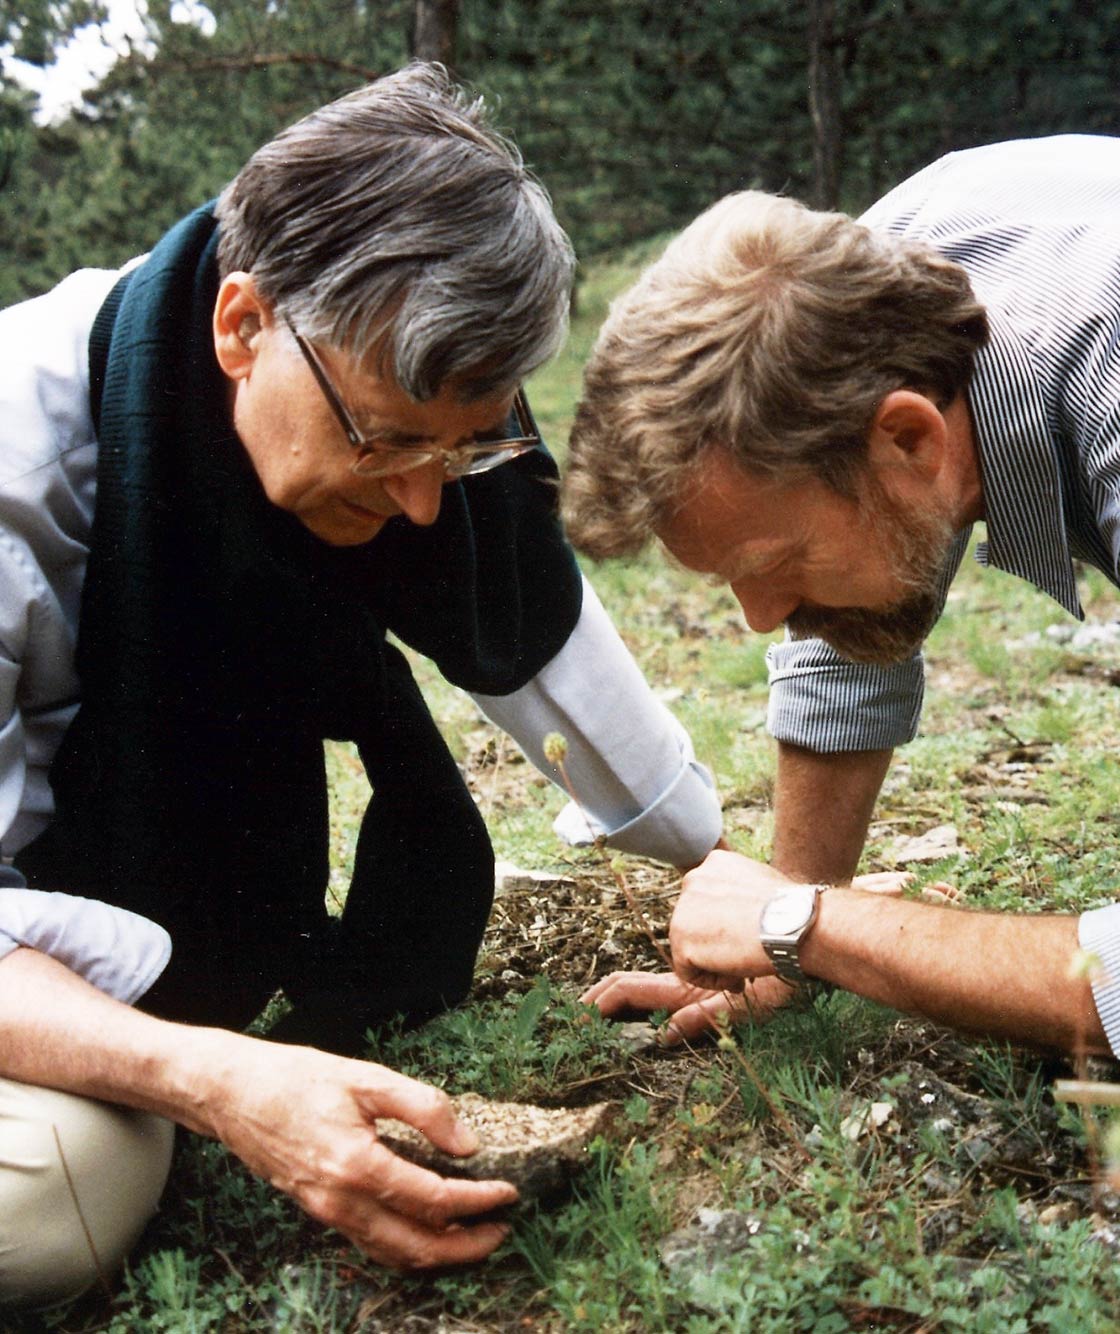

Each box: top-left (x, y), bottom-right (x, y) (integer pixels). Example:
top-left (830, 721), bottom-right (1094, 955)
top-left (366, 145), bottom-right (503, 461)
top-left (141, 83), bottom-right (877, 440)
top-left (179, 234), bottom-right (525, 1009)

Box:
top-left (380, 459), bottom-right (447, 527)
top-left (729, 579), bottom-right (799, 634)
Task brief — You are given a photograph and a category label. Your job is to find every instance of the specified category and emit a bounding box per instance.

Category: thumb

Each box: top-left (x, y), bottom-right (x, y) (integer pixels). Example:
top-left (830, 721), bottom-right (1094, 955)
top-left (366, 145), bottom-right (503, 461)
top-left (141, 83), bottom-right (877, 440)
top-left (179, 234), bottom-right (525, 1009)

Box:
top-left (356, 1067), bottom-right (480, 1157)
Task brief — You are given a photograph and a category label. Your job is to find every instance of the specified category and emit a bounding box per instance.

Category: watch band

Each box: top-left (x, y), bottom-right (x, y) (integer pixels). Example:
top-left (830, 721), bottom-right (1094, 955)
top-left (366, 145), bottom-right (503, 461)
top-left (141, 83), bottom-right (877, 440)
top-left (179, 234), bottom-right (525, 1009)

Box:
top-left (766, 939), bottom-right (810, 985)
top-left (759, 883), bottom-right (827, 984)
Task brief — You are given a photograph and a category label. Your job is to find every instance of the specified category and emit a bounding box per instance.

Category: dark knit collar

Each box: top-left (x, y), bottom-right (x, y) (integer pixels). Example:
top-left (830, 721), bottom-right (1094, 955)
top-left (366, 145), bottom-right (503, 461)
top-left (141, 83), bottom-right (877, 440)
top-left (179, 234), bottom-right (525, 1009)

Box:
top-left (84, 204), bottom-right (582, 711)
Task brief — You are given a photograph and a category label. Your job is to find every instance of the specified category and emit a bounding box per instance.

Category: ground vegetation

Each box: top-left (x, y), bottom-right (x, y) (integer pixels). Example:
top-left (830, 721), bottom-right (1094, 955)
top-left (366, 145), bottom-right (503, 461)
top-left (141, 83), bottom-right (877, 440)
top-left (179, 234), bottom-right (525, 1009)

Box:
top-left (7, 239), bottom-right (1120, 1334)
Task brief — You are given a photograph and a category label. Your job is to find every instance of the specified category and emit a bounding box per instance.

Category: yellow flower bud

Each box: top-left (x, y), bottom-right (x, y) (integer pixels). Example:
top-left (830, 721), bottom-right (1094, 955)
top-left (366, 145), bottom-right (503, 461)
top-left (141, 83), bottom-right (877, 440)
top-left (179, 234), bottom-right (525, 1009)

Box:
top-left (543, 732), bottom-right (568, 765)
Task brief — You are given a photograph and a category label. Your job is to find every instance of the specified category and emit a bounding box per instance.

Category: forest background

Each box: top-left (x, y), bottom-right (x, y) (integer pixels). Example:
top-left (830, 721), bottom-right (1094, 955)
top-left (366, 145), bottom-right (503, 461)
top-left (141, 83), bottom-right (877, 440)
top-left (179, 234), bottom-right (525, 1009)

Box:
top-left (3, 0), bottom-right (1120, 310)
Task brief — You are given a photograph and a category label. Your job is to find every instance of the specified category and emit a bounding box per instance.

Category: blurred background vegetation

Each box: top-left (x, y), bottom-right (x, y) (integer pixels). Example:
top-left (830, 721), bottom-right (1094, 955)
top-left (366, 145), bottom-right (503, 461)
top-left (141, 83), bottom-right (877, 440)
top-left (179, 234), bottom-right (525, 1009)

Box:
top-left (2, 0), bottom-right (1120, 310)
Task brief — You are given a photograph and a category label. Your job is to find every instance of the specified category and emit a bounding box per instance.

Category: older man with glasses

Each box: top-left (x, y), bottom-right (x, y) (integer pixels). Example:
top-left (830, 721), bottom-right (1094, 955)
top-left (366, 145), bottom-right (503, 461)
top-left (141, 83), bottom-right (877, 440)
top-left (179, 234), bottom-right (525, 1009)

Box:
top-left (0, 65), bottom-right (722, 1306)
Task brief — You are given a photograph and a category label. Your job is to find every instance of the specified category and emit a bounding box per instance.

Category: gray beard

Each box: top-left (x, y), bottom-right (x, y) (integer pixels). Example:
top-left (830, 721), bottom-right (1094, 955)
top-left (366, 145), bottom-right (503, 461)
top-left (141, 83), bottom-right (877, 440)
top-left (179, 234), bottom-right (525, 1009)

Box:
top-left (786, 589), bottom-right (943, 666)
top-left (785, 484), bottom-right (958, 667)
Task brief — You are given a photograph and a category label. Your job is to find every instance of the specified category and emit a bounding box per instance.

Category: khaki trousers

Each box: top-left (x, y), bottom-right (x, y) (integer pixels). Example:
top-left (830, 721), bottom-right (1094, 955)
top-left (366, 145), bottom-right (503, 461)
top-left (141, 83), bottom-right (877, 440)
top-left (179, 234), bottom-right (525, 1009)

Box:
top-left (0, 1077), bottom-right (175, 1310)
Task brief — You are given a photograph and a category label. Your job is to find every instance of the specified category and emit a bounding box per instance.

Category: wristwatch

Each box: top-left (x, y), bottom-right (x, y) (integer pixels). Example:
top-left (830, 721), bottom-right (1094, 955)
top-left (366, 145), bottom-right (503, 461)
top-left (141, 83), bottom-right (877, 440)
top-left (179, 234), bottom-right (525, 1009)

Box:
top-left (758, 883), bottom-right (827, 984)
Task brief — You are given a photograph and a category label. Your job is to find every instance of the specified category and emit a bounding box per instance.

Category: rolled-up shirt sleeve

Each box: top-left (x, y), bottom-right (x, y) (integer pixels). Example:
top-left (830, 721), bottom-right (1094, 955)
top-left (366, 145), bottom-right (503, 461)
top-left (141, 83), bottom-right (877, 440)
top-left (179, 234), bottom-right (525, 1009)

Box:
top-left (471, 576), bottom-right (722, 867)
top-left (766, 638), bottom-right (926, 752)
top-left (1078, 904), bottom-right (1120, 1058)
top-left (0, 888), bottom-right (171, 1004)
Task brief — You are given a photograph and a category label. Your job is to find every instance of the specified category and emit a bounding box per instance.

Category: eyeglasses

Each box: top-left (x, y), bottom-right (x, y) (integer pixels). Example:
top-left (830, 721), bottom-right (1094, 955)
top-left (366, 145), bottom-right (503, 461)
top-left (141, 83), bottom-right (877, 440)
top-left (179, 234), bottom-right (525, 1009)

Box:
top-left (288, 322), bottom-right (542, 479)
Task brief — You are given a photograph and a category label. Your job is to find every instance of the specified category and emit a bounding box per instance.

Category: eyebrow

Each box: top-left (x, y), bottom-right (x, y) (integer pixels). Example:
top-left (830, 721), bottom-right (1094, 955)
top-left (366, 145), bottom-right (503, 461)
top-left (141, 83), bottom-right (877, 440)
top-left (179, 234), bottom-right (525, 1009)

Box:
top-left (351, 420), bottom-right (433, 448)
top-left (302, 326), bottom-right (514, 448)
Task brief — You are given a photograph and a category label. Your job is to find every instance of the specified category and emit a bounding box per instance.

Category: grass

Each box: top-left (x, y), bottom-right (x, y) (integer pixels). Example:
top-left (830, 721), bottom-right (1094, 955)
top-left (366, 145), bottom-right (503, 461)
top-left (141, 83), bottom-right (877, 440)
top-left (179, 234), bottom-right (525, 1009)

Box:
top-left (22, 243), bottom-right (1120, 1333)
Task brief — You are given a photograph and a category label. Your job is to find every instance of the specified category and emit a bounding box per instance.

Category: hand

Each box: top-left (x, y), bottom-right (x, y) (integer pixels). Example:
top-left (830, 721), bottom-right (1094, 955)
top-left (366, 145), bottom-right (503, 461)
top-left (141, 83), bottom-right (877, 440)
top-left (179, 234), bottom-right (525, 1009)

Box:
top-left (844, 871), bottom-right (962, 905)
top-left (668, 855), bottom-right (932, 990)
top-left (197, 1036), bottom-right (520, 1271)
top-left (580, 970), bottom-right (794, 1046)
top-left (669, 848), bottom-right (795, 990)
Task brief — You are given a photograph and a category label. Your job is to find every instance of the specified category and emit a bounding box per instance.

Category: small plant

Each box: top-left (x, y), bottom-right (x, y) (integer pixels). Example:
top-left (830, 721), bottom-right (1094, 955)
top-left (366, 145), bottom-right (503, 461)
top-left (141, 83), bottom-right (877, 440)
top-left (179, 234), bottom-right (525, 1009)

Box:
top-left (365, 977), bottom-right (633, 1102)
top-left (543, 730), bottom-right (673, 969)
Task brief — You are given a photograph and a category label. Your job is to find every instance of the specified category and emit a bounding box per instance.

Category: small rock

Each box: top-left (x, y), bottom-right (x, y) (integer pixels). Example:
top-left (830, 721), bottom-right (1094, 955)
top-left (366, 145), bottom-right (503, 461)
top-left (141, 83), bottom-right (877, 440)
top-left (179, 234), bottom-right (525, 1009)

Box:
top-left (921, 1166), bottom-right (961, 1196)
top-left (659, 1208), bottom-right (764, 1272)
top-left (1039, 1201), bottom-right (1078, 1227)
top-left (1090, 1223), bottom-right (1120, 1255)
top-left (1069, 621), bottom-right (1120, 651)
top-left (1021, 620), bottom-right (1120, 652)
top-left (960, 1136), bottom-right (994, 1166)
top-left (494, 860), bottom-right (576, 898)
top-left (616, 1020), bottom-right (660, 1054)
top-left (839, 1100), bottom-right (894, 1142)
top-left (377, 1094), bottom-right (614, 1200)
top-left (920, 1206), bottom-right (963, 1251)
top-left (1051, 1181), bottom-right (1094, 1208)
top-left (1098, 1189), bottom-right (1120, 1218)
top-left (1043, 623), bottom-right (1076, 644)
top-left (889, 824), bottom-right (963, 866)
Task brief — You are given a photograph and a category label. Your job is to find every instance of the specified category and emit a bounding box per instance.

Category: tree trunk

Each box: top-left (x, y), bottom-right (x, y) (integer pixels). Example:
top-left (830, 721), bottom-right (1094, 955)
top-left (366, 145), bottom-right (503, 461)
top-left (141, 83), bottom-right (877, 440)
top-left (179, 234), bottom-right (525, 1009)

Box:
top-left (807, 0), bottom-right (842, 208)
top-left (410, 0), bottom-right (460, 74)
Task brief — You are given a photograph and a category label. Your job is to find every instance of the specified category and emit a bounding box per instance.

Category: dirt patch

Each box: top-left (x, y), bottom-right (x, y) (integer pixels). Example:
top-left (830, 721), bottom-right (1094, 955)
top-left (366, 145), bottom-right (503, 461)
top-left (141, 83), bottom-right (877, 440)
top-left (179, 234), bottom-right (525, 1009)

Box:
top-left (475, 856), bottom-right (679, 1000)
top-left (470, 844), bottom-right (1119, 1264)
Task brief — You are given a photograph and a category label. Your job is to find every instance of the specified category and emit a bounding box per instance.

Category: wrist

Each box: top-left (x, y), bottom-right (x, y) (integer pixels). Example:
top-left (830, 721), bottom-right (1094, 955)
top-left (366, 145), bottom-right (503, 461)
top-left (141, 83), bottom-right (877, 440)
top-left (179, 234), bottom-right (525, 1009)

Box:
top-left (797, 887), bottom-right (878, 989)
top-left (139, 1022), bottom-right (249, 1137)
top-left (758, 882), bottom-right (829, 983)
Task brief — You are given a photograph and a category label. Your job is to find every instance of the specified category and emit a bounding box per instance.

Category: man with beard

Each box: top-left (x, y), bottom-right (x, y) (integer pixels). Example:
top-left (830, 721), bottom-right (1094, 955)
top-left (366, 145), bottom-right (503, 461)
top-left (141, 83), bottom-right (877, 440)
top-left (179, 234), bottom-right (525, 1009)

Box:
top-left (562, 136), bottom-right (1120, 1057)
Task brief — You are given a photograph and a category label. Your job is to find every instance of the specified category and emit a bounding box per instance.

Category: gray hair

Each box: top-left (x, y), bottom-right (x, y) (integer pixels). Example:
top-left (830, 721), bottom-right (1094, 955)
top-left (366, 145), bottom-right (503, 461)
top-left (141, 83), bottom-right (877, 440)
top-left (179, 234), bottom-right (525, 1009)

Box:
top-left (216, 63), bottom-right (575, 400)
top-left (563, 190), bottom-right (987, 558)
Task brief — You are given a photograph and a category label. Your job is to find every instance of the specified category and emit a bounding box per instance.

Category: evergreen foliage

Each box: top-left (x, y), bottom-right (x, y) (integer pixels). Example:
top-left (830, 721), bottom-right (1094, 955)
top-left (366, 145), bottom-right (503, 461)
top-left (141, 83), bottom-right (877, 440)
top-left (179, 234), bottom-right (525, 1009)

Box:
top-left (1, 0), bottom-right (1119, 306)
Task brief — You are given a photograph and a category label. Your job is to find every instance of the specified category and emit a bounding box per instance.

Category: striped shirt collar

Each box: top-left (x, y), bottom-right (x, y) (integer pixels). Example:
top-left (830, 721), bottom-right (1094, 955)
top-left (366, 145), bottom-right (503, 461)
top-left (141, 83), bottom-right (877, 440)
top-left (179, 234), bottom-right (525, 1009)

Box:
top-left (967, 308), bottom-right (1084, 620)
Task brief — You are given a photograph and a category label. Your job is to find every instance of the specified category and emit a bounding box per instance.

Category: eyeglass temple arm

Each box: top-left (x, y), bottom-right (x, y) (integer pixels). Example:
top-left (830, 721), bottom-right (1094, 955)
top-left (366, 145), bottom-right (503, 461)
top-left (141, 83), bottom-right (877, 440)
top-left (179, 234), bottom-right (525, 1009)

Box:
top-left (287, 322), bottom-right (364, 448)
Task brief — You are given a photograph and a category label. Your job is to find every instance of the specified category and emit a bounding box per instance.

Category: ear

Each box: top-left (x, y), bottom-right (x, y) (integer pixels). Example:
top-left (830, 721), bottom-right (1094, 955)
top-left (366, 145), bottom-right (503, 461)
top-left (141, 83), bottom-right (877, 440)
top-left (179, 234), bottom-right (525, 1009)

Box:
top-left (212, 272), bottom-right (273, 380)
top-left (866, 389), bottom-right (948, 484)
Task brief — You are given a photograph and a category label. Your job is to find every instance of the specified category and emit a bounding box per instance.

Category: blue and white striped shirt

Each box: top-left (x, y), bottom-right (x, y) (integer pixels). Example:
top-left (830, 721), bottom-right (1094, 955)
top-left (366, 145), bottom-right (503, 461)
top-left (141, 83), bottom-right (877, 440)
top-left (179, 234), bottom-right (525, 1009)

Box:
top-left (767, 134), bottom-right (1120, 750)
top-left (765, 135), bottom-right (1120, 1052)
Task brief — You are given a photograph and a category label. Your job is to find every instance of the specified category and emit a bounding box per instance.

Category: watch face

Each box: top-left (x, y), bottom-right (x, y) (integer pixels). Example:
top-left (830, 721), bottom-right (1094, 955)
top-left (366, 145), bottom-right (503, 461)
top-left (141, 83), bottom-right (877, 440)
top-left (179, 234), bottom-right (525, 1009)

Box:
top-left (760, 886), bottom-right (817, 935)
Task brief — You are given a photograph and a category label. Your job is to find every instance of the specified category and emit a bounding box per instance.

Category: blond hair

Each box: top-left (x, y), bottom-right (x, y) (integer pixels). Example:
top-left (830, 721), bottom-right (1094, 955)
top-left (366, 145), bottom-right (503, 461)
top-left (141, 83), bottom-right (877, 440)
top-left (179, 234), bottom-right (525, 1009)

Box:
top-left (563, 191), bottom-right (987, 558)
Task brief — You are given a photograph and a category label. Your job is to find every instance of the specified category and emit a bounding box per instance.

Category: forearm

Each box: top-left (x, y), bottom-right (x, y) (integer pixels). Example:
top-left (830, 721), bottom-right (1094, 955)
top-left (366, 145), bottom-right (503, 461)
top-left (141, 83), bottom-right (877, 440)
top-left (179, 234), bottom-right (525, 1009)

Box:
top-left (802, 890), bottom-right (1106, 1054)
top-left (771, 742), bottom-right (892, 882)
top-left (0, 946), bottom-right (233, 1135)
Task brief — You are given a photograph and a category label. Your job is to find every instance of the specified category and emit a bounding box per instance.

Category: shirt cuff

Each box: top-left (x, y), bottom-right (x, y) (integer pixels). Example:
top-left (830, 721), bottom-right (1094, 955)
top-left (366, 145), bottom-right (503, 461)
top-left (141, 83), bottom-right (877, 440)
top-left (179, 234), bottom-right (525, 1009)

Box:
top-left (0, 889), bottom-right (171, 1004)
top-left (552, 748), bottom-right (721, 867)
top-left (472, 575), bottom-right (723, 867)
top-left (766, 638), bottom-right (926, 752)
top-left (1079, 904), bottom-right (1120, 1058)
